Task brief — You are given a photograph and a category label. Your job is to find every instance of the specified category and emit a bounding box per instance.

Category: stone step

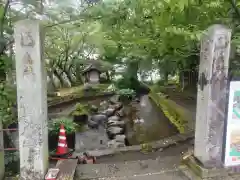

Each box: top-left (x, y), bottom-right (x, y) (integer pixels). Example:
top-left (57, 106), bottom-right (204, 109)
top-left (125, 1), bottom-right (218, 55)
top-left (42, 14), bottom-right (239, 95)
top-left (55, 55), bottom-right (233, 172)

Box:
top-left (75, 156), bottom-right (189, 180)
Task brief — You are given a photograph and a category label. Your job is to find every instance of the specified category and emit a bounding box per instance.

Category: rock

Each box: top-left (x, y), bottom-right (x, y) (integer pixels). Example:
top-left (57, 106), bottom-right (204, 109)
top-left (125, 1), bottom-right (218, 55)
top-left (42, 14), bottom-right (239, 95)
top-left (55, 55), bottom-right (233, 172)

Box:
top-left (115, 103), bottom-right (123, 110)
top-left (87, 120), bottom-right (99, 129)
top-left (100, 101), bottom-right (108, 111)
top-left (109, 95), bottom-right (119, 104)
top-left (107, 140), bottom-right (125, 148)
top-left (108, 115), bottom-right (120, 122)
top-left (106, 127), bottom-right (124, 139)
top-left (115, 108), bottom-right (125, 117)
top-left (107, 120), bottom-right (125, 128)
top-left (91, 114), bottom-right (108, 125)
top-left (115, 135), bottom-right (126, 143)
top-left (103, 108), bottom-right (115, 117)
top-left (109, 103), bottom-right (123, 111)
top-left (90, 105), bottom-right (98, 113)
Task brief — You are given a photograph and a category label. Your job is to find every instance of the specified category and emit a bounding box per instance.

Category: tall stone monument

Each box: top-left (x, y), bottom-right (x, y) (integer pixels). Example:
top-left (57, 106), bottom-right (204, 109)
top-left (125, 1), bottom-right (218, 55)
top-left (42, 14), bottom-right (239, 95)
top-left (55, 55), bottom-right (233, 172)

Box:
top-left (0, 121), bottom-right (4, 180)
top-left (14, 20), bottom-right (48, 179)
top-left (194, 24), bottom-right (231, 168)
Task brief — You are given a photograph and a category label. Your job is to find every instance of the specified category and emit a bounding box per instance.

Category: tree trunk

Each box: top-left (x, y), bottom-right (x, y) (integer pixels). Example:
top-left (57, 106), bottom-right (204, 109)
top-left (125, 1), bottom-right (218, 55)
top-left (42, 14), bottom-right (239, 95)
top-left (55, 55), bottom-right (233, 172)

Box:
top-left (47, 71), bottom-right (57, 91)
top-left (106, 71), bottom-right (111, 81)
top-left (64, 69), bottom-right (74, 86)
top-left (127, 60), bottom-right (139, 79)
top-left (75, 65), bottom-right (83, 84)
top-left (53, 69), bottom-right (64, 87)
top-left (164, 72), bottom-right (168, 84)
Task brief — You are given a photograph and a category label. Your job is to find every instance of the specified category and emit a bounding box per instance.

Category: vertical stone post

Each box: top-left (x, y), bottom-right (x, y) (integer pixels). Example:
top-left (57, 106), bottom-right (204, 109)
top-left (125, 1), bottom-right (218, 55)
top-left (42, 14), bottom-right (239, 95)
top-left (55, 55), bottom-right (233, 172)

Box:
top-left (0, 120), bottom-right (4, 180)
top-left (194, 24), bottom-right (231, 168)
top-left (14, 20), bottom-right (48, 179)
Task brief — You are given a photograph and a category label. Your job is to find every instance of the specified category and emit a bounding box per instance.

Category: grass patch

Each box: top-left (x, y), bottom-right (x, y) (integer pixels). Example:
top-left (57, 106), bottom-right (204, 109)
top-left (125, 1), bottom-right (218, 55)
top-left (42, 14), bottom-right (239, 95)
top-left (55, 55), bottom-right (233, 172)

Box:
top-left (149, 89), bottom-right (188, 133)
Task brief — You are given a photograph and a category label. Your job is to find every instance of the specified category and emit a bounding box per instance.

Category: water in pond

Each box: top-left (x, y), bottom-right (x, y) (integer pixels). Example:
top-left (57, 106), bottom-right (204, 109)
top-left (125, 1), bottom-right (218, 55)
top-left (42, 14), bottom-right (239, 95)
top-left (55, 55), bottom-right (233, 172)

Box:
top-left (127, 95), bottom-right (178, 144)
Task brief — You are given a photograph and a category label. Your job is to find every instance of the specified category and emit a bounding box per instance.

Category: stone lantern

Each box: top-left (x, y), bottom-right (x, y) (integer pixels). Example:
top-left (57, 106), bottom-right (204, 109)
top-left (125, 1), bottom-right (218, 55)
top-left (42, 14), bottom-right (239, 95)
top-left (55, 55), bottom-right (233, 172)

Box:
top-left (82, 64), bottom-right (101, 84)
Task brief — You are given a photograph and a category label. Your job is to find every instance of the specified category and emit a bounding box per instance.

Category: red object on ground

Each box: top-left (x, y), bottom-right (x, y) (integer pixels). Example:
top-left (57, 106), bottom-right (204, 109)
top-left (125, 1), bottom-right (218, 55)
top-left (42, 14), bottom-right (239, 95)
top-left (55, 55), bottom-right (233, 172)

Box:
top-left (45, 168), bottom-right (59, 180)
top-left (56, 124), bottom-right (68, 155)
top-left (78, 152), bottom-right (96, 164)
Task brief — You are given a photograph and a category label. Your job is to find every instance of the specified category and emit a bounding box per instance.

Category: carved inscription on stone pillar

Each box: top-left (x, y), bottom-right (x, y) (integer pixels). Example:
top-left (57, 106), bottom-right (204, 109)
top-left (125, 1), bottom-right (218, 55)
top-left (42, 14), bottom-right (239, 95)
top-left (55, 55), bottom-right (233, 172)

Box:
top-left (207, 33), bottom-right (230, 166)
top-left (194, 24), bottom-right (231, 168)
top-left (14, 20), bottom-right (48, 180)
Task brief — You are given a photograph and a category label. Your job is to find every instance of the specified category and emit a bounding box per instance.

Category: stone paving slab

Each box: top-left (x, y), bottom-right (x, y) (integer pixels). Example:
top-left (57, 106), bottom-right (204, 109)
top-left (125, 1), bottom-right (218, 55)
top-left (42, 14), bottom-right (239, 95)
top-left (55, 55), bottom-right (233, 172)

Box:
top-left (74, 132), bottom-right (194, 158)
top-left (75, 156), bottom-right (182, 179)
top-left (180, 165), bottom-right (240, 180)
top-left (75, 126), bottom-right (109, 152)
top-left (85, 170), bottom-right (189, 180)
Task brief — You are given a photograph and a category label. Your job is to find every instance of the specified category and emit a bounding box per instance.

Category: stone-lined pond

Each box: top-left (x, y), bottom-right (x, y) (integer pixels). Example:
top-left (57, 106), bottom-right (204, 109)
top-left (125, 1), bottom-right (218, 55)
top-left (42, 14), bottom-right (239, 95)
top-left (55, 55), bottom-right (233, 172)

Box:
top-left (4, 93), bottom-right (178, 177)
top-left (73, 94), bottom-right (178, 152)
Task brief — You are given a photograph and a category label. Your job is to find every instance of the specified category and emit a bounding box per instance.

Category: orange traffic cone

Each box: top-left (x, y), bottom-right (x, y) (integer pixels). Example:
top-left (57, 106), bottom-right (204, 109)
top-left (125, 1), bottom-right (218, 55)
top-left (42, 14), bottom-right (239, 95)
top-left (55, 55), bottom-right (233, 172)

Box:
top-left (56, 124), bottom-right (68, 155)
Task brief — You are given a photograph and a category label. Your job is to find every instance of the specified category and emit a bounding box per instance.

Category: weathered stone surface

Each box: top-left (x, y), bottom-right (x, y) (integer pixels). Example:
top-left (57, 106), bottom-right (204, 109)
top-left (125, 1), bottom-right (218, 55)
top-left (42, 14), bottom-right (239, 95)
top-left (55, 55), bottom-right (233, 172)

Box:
top-left (91, 114), bottom-right (108, 125)
top-left (107, 140), bottom-right (125, 148)
top-left (90, 105), bottom-right (98, 113)
top-left (114, 103), bottom-right (123, 110)
top-left (109, 95), bottom-right (120, 104)
top-left (115, 135), bottom-right (126, 143)
top-left (108, 115), bottom-right (120, 122)
top-left (116, 108), bottom-right (125, 117)
top-left (0, 121), bottom-right (4, 180)
top-left (75, 158), bottom-right (186, 180)
top-left (88, 120), bottom-right (99, 129)
top-left (194, 24), bottom-right (231, 168)
top-left (107, 120), bottom-right (125, 128)
top-left (14, 20), bottom-right (49, 179)
top-left (75, 127), bottom-right (108, 152)
top-left (180, 155), bottom-right (229, 179)
top-left (99, 101), bottom-right (108, 111)
top-left (104, 108), bottom-right (115, 117)
top-left (106, 127), bottom-right (124, 139)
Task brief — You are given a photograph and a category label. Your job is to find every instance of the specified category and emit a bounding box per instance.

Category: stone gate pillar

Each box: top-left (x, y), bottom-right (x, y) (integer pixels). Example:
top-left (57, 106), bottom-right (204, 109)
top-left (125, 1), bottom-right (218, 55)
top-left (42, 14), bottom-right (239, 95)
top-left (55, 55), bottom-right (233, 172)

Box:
top-left (0, 120), bottom-right (4, 180)
top-left (14, 20), bottom-right (48, 179)
top-left (194, 24), bottom-right (231, 167)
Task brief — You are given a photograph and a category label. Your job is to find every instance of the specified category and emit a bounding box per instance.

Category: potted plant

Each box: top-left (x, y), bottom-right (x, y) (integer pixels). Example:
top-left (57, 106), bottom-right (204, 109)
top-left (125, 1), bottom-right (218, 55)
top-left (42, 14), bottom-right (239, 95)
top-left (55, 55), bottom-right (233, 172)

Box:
top-left (117, 89), bottom-right (136, 104)
top-left (70, 103), bottom-right (89, 124)
top-left (48, 117), bottom-right (82, 150)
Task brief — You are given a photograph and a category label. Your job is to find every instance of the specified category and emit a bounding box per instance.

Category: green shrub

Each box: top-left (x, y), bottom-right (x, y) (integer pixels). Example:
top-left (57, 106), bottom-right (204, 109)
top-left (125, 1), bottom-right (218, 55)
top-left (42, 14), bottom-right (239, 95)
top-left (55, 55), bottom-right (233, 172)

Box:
top-left (117, 88), bottom-right (136, 102)
top-left (70, 103), bottom-right (89, 116)
top-left (114, 77), bottom-right (132, 90)
top-left (0, 83), bottom-right (17, 127)
top-left (48, 117), bottom-right (82, 135)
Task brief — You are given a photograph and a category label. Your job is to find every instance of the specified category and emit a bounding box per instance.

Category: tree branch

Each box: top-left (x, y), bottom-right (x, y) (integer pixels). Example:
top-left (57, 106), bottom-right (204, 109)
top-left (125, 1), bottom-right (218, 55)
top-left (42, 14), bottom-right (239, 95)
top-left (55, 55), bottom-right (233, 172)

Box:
top-left (230, 0), bottom-right (240, 19)
top-left (0, 0), bottom-right (10, 55)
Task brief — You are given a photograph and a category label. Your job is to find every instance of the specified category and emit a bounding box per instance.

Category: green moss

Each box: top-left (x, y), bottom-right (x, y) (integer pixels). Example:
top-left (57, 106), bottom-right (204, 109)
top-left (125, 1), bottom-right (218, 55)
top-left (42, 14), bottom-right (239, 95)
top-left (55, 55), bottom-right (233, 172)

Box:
top-left (149, 89), bottom-right (188, 133)
top-left (48, 84), bottom-right (111, 106)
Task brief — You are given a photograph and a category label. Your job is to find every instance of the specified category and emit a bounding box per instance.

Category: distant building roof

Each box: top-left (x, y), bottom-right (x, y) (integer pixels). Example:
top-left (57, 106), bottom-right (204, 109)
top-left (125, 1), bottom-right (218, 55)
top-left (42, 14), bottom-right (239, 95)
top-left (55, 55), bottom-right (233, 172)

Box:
top-left (82, 64), bottom-right (101, 74)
